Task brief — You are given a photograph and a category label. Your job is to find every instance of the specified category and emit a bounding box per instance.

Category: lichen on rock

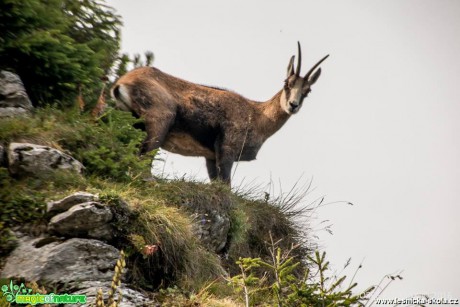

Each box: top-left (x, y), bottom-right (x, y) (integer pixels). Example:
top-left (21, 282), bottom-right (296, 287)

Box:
top-left (8, 142), bottom-right (84, 176)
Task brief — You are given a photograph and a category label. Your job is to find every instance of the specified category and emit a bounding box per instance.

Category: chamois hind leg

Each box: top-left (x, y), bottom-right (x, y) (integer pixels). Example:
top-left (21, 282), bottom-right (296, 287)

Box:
top-left (140, 112), bottom-right (175, 155)
top-left (206, 158), bottom-right (218, 181)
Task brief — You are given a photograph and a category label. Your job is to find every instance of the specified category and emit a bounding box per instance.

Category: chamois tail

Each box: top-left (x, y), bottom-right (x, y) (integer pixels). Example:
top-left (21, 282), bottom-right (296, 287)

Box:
top-left (111, 84), bottom-right (132, 111)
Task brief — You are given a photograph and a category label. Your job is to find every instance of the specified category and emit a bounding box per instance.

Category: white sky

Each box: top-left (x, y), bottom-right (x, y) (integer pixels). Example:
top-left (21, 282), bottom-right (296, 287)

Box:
top-left (107, 0), bottom-right (460, 300)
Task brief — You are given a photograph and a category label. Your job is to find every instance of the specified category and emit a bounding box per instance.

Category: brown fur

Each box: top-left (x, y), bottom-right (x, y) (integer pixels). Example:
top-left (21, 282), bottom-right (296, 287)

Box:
top-left (112, 47), bottom-right (327, 185)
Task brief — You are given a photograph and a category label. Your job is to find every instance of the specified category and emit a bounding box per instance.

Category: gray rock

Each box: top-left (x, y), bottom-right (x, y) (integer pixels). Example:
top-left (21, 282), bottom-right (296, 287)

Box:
top-left (48, 202), bottom-right (113, 241)
top-left (0, 71), bottom-right (32, 110)
top-left (192, 210), bottom-right (230, 252)
top-left (47, 191), bottom-right (98, 214)
top-left (0, 237), bottom-right (119, 285)
top-left (68, 281), bottom-right (154, 307)
top-left (179, 191), bottom-right (233, 253)
top-left (8, 142), bottom-right (84, 176)
top-left (0, 106), bottom-right (30, 118)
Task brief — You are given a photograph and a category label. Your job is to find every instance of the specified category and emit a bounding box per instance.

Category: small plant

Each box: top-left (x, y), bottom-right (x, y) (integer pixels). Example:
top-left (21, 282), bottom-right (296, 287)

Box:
top-left (227, 235), bottom-right (373, 306)
top-left (364, 272), bottom-right (403, 306)
top-left (94, 250), bottom-right (126, 307)
top-left (229, 257), bottom-right (266, 307)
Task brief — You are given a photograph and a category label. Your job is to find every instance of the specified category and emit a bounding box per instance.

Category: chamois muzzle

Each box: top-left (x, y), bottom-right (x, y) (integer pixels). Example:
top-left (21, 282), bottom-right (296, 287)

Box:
top-left (289, 102), bottom-right (300, 113)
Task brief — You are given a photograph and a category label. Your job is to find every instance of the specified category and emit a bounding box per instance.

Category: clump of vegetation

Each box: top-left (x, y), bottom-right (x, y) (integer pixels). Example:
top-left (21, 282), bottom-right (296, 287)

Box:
top-left (98, 181), bottom-right (227, 291)
top-left (228, 241), bottom-right (374, 306)
top-left (69, 109), bottom-right (155, 181)
top-left (0, 0), bottom-right (121, 107)
top-left (95, 178), bottom-right (313, 293)
top-left (0, 107), bottom-right (153, 182)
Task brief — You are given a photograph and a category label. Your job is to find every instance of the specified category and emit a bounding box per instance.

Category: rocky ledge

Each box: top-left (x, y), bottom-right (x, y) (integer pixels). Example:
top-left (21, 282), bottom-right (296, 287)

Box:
top-left (1, 187), bottom-right (233, 306)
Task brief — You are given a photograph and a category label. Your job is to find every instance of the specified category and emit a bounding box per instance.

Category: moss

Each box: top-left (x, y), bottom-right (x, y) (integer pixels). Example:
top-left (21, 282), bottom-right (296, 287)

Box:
top-left (0, 226), bottom-right (17, 258)
top-left (0, 167), bottom-right (47, 228)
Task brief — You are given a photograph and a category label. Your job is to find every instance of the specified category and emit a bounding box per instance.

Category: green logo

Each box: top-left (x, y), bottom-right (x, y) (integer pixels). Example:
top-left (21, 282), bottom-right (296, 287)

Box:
top-left (1, 281), bottom-right (86, 305)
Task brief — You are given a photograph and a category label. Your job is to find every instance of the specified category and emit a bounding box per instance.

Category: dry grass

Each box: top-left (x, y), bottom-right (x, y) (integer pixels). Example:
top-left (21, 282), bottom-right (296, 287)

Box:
top-left (89, 177), bottom-right (316, 294)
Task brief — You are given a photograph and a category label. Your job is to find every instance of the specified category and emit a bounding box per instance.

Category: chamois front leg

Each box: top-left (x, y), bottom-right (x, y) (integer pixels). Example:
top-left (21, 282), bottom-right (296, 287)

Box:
top-left (206, 158), bottom-right (218, 181)
top-left (216, 158), bottom-right (233, 185)
top-left (140, 112), bottom-right (175, 155)
top-left (206, 157), bottom-right (233, 184)
top-left (214, 143), bottom-right (235, 185)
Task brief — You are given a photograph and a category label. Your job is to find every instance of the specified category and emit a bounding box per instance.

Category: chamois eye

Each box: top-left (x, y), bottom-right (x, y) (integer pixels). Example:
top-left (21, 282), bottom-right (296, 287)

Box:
top-left (285, 78), bottom-right (296, 89)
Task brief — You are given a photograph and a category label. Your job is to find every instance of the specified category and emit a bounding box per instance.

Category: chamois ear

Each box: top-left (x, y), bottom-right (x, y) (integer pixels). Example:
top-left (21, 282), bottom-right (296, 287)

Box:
top-left (286, 55), bottom-right (295, 78)
top-left (308, 68), bottom-right (322, 85)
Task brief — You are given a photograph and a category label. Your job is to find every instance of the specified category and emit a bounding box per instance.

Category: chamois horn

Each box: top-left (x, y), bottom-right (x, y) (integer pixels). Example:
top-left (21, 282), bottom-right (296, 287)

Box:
top-left (304, 54), bottom-right (330, 82)
top-left (295, 41), bottom-right (302, 76)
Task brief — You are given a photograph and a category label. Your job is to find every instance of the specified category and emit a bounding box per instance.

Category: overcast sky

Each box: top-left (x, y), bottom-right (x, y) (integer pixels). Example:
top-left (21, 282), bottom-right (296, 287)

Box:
top-left (107, 0), bottom-right (460, 300)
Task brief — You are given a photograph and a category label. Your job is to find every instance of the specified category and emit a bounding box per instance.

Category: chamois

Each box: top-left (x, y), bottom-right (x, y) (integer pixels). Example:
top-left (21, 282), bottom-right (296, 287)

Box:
top-left (112, 42), bottom-right (328, 185)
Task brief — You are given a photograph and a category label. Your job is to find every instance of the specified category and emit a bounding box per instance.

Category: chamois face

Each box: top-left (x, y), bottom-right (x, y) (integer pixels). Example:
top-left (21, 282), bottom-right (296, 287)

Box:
top-left (280, 43), bottom-right (329, 115)
top-left (281, 74), bottom-right (315, 115)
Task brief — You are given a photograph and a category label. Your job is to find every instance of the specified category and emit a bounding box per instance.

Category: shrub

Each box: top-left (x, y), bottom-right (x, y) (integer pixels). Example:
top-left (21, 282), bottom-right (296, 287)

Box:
top-left (68, 109), bottom-right (156, 181)
top-left (0, 107), bottom-right (154, 182)
top-left (228, 244), bottom-right (374, 307)
top-left (0, 0), bottom-right (121, 107)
